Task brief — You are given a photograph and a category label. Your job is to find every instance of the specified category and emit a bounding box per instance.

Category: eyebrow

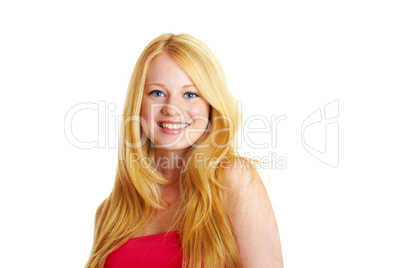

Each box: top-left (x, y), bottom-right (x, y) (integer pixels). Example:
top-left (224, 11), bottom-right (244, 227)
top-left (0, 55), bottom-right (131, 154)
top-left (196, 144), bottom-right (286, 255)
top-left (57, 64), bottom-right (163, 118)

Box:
top-left (146, 83), bottom-right (197, 89)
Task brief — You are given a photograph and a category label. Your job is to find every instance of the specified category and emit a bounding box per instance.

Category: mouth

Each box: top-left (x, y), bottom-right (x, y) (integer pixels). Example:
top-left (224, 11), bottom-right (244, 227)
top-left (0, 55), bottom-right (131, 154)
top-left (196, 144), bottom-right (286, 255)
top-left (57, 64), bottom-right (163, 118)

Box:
top-left (157, 122), bottom-right (191, 130)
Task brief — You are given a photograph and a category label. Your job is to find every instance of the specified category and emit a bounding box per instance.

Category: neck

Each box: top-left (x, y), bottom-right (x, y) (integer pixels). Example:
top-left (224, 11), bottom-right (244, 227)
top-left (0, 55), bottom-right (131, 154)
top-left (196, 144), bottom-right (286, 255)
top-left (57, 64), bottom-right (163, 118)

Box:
top-left (154, 149), bottom-right (188, 181)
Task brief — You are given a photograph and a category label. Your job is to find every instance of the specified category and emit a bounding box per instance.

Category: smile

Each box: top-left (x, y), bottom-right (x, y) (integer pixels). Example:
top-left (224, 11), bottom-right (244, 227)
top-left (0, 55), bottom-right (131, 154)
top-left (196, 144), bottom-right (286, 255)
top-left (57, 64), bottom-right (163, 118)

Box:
top-left (158, 122), bottom-right (190, 129)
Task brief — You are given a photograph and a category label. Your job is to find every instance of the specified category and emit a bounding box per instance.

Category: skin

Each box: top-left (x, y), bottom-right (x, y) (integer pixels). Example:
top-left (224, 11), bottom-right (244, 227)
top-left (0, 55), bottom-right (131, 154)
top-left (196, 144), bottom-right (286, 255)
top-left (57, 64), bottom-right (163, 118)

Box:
top-left (140, 53), bottom-right (210, 181)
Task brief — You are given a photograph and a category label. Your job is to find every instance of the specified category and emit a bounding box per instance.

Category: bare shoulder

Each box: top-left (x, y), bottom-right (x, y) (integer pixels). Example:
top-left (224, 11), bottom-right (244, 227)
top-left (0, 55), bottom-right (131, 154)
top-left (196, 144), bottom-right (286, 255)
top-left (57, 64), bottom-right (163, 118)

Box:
top-left (221, 158), bottom-right (262, 189)
top-left (220, 158), bottom-right (266, 201)
top-left (221, 158), bottom-right (284, 268)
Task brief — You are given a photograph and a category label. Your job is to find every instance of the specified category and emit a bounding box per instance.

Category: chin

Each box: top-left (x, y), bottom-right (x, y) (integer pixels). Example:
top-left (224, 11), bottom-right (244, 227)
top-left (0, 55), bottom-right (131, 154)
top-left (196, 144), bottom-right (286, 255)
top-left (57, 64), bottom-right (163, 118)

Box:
top-left (151, 141), bottom-right (191, 150)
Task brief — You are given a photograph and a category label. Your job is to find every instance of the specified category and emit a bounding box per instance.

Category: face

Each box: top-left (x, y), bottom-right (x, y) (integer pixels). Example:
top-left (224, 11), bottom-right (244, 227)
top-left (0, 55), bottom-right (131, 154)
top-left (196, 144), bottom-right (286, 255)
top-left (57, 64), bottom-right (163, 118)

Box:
top-left (140, 53), bottom-right (211, 153)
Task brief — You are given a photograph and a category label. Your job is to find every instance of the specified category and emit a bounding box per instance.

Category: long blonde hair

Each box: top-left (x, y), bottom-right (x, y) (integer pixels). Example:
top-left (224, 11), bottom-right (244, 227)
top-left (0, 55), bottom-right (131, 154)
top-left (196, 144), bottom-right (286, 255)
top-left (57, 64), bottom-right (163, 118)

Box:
top-left (86, 33), bottom-right (249, 268)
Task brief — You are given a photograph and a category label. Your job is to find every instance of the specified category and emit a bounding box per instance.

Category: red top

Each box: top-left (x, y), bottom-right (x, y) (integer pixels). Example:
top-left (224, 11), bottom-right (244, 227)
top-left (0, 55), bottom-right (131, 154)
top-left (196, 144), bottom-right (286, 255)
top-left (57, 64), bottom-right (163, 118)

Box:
top-left (104, 231), bottom-right (183, 268)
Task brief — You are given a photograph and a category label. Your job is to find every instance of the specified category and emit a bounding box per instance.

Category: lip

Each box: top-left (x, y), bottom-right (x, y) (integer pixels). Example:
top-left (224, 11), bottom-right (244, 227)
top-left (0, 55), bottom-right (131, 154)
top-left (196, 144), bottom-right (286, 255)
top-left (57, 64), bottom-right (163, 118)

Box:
top-left (156, 121), bottom-right (191, 135)
top-left (157, 120), bottom-right (189, 124)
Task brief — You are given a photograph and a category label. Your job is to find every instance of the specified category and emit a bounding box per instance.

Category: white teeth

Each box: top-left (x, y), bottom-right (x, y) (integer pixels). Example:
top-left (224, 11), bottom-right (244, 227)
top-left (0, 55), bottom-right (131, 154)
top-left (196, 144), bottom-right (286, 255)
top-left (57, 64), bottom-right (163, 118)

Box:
top-left (160, 123), bottom-right (189, 129)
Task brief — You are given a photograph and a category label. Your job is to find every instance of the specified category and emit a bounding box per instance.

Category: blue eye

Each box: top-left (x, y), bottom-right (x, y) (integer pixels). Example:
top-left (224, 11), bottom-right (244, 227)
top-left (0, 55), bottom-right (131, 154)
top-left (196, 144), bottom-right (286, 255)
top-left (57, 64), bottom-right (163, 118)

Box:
top-left (148, 90), bottom-right (198, 98)
top-left (185, 92), bottom-right (198, 98)
top-left (149, 90), bottom-right (164, 97)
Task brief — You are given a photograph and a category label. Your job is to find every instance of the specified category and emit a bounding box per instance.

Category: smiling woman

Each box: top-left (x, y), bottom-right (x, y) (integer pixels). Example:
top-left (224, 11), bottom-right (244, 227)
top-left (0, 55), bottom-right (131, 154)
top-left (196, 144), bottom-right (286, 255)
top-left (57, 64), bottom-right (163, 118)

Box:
top-left (85, 33), bottom-right (283, 268)
top-left (141, 53), bottom-right (211, 152)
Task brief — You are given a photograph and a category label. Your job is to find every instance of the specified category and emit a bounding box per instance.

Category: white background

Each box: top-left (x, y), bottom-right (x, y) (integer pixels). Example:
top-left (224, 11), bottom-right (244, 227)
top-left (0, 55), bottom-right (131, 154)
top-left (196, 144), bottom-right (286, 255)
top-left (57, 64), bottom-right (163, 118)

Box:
top-left (1, 1), bottom-right (401, 267)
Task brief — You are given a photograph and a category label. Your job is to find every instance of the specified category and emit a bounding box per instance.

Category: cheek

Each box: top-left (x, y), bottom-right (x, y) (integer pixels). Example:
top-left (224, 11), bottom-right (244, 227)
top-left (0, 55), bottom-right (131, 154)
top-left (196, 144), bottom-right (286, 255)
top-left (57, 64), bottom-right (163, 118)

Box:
top-left (140, 103), bottom-right (153, 133)
top-left (140, 101), bottom-right (153, 122)
top-left (191, 105), bottom-right (210, 126)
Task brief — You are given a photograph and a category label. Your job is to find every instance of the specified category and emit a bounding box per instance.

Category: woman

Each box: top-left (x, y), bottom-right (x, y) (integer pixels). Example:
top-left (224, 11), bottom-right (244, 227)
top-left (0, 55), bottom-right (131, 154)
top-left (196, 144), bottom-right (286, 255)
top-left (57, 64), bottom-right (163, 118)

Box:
top-left (86, 33), bottom-right (283, 268)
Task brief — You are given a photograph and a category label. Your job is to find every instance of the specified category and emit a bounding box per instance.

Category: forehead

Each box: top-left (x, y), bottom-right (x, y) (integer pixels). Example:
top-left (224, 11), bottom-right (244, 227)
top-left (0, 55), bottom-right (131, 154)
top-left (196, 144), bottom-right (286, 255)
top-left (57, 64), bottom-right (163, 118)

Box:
top-left (146, 54), bottom-right (194, 86)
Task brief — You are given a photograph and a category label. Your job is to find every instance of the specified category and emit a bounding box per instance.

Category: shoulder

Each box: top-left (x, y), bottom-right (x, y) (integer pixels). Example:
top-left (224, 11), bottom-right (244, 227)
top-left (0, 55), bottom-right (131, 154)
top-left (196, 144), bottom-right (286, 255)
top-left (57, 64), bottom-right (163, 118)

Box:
top-left (223, 157), bottom-right (260, 184)
top-left (220, 157), bottom-right (269, 215)
top-left (221, 157), bottom-right (284, 267)
top-left (220, 158), bottom-right (264, 198)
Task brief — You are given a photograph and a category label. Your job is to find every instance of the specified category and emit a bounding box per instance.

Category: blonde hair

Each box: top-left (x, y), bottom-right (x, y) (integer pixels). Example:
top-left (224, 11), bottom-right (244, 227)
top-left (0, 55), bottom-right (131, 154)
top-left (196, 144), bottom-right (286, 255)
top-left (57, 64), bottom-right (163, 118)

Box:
top-left (86, 33), bottom-right (254, 268)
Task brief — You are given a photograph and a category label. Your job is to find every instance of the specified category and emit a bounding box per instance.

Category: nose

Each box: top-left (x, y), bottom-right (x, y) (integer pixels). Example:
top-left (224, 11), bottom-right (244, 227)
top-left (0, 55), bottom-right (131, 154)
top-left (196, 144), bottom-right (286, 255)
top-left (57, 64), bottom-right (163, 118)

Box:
top-left (161, 105), bottom-right (179, 116)
top-left (161, 97), bottom-right (181, 116)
